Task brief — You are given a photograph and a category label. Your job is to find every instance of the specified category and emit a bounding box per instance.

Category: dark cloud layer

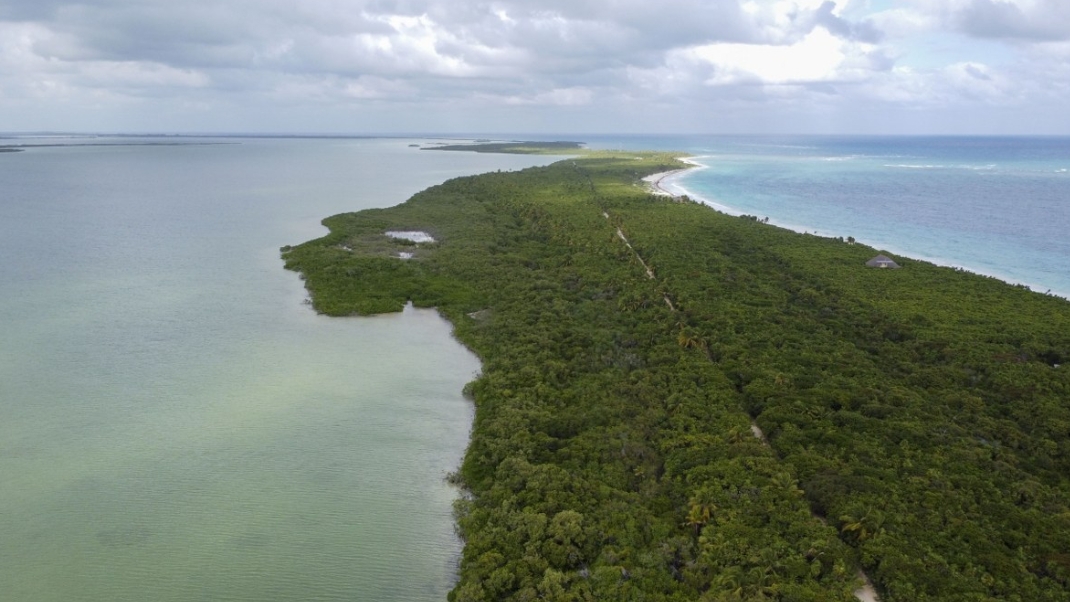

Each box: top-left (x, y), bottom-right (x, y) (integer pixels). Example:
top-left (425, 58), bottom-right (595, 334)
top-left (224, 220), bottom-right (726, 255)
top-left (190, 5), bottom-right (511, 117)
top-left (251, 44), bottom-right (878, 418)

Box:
top-left (810, 1), bottom-right (883, 43)
top-left (956, 0), bottom-right (1070, 41)
top-left (9, 0), bottom-right (858, 80)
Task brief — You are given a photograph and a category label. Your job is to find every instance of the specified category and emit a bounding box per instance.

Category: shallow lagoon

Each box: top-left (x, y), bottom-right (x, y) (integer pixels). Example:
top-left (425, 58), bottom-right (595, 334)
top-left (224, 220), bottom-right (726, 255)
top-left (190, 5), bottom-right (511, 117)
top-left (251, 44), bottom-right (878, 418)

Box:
top-left (0, 138), bottom-right (559, 601)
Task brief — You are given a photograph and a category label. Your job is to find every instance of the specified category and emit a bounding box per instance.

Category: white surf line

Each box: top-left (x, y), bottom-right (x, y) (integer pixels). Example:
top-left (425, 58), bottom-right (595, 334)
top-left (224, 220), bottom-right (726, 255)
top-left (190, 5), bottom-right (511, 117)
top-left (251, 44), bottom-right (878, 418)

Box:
top-left (641, 158), bottom-right (703, 197)
top-left (642, 170), bottom-right (685, 197)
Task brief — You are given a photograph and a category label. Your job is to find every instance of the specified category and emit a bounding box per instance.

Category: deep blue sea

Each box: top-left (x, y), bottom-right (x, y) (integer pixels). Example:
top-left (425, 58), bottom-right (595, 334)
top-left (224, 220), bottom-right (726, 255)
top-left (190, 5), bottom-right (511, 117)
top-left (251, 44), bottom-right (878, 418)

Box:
top-left (580, 135), bottom-right (1070, 298)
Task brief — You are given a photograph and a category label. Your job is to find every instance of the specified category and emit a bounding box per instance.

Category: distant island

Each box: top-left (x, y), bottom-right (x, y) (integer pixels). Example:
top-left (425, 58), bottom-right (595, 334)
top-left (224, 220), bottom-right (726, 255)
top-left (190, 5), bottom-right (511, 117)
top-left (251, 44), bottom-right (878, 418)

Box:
top-left (283, 144), bottom-right (1070, 601)
top-left (0, 141), bottom-right (235, 152)
top-left (426, 140), bottom-right (585, 153)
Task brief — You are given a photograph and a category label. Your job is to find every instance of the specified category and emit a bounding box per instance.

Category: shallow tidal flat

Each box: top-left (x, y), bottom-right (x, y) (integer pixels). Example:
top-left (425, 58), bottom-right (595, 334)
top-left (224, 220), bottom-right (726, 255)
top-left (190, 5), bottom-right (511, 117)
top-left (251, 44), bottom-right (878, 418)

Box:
top-left (0, 138), bottom-right (562, 601)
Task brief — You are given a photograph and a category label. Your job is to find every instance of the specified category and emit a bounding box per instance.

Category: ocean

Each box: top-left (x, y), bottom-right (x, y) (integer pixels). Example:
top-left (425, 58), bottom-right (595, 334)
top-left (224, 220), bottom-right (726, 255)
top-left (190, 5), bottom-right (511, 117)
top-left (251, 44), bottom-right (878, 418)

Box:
top-left (586, 135), bottom-right (1070, 298)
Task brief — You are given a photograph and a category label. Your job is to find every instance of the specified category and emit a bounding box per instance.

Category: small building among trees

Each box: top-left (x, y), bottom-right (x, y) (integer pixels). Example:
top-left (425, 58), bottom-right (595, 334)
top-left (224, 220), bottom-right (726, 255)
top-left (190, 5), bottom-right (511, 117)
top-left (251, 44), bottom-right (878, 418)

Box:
top-left (866, 254), bottom-right (901, 269)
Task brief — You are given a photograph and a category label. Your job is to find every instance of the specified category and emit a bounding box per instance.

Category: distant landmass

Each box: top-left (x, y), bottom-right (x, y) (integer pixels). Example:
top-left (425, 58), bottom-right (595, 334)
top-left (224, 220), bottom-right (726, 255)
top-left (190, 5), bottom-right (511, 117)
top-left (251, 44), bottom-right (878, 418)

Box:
top-left (426, 140), bottom-right (585, 153)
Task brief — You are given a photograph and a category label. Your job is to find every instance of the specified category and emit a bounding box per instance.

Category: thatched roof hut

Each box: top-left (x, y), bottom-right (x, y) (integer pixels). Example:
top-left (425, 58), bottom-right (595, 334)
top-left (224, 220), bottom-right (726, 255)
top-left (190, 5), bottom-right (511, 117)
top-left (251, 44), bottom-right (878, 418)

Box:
top-left (866, 254), bottom-right (901, 269)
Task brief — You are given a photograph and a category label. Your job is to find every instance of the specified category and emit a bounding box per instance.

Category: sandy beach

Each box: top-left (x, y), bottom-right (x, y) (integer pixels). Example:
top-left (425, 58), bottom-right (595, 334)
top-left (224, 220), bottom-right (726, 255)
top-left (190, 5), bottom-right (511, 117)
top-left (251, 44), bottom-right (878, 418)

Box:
top-left (642, 158), bottom-right (702, 196)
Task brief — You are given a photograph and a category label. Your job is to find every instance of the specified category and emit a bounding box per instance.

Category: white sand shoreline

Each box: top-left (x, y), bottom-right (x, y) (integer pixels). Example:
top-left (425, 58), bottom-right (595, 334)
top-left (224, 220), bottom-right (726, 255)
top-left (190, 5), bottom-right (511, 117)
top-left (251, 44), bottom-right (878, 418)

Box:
top-left (642, 157), bottom-right (704, 197)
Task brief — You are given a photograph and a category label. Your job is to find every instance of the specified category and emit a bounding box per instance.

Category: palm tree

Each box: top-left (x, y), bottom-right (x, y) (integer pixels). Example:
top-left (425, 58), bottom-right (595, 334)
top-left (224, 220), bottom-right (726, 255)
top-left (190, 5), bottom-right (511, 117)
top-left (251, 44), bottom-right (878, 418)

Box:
top-left (686, 489), bottom-right (719, 535)
top-left (678, 328), bottom-right (706, 350)
top-left (839, 508), bottom-right (885, 544)
top-left (707, 566), bottom-right (745, 601)
top-left (769, 472), bottom-right (805, 498)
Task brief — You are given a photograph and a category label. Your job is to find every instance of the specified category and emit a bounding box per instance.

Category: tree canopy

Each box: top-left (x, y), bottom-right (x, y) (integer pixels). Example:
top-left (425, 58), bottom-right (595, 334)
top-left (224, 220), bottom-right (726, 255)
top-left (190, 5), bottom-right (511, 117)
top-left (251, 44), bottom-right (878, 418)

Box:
top-left (283, 150), bottom-right (1070, 601)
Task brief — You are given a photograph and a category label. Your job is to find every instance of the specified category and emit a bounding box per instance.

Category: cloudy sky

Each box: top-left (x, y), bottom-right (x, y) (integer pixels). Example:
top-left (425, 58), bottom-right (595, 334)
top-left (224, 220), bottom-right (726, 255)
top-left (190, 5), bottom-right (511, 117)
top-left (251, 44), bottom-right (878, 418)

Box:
top-left (1, 0), bottom-right (1068, 134)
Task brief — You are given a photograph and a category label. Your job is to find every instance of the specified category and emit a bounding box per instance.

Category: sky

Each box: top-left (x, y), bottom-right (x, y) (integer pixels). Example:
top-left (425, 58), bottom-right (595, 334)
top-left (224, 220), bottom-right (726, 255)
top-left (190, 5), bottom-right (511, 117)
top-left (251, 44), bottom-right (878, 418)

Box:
top-left (1, 0), bottom-right (1068, 135)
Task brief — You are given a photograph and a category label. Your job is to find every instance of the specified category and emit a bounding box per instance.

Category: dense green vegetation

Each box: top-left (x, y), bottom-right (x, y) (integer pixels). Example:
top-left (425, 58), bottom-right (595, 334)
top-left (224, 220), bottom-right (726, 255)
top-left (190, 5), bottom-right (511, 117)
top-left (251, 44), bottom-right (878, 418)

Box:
top-left (283, 150), bottom-right (1070, 601)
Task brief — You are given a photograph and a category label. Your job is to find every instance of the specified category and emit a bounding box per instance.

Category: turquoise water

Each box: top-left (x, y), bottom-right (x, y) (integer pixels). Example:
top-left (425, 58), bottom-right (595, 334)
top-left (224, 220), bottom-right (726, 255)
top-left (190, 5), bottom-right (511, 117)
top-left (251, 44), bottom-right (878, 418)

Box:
top-left (582, 135), bottom-right (1070, 298)
top-left (0, 138), bottom-right (560, 601)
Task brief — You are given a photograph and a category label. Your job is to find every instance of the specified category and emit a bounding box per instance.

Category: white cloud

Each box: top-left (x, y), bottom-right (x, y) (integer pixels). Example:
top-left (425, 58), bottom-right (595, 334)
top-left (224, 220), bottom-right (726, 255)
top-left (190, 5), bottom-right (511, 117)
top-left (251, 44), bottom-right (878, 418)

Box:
top-left (691, 27), bottom-right (849, 85)
top-left (0, 0), bottom-right (1068, 133)
top-left (531, 86), bottom-right (594, 106)
top-left (77, 61), bottom-right (209, 90)
top-left (864, 7), bottom-right (935, 39)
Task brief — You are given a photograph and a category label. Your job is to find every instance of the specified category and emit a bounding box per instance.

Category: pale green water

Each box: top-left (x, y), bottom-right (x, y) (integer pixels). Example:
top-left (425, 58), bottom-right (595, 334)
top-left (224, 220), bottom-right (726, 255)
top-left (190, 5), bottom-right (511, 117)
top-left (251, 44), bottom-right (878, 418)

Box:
top-left (0, 138), bottom-right (560, 601)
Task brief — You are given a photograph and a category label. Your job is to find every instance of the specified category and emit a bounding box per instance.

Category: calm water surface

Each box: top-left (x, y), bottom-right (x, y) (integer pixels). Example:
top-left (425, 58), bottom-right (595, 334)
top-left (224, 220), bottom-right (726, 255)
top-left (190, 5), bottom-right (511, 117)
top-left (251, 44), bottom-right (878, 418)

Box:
top-left (0, 138), bottom-right (559, 601)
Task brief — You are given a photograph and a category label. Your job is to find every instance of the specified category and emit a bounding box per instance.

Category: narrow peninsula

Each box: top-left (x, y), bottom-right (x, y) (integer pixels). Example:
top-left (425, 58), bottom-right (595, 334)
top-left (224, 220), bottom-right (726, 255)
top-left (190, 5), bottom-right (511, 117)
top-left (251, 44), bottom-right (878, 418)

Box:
top-left (283, 146), bottom-right (1070, 602)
